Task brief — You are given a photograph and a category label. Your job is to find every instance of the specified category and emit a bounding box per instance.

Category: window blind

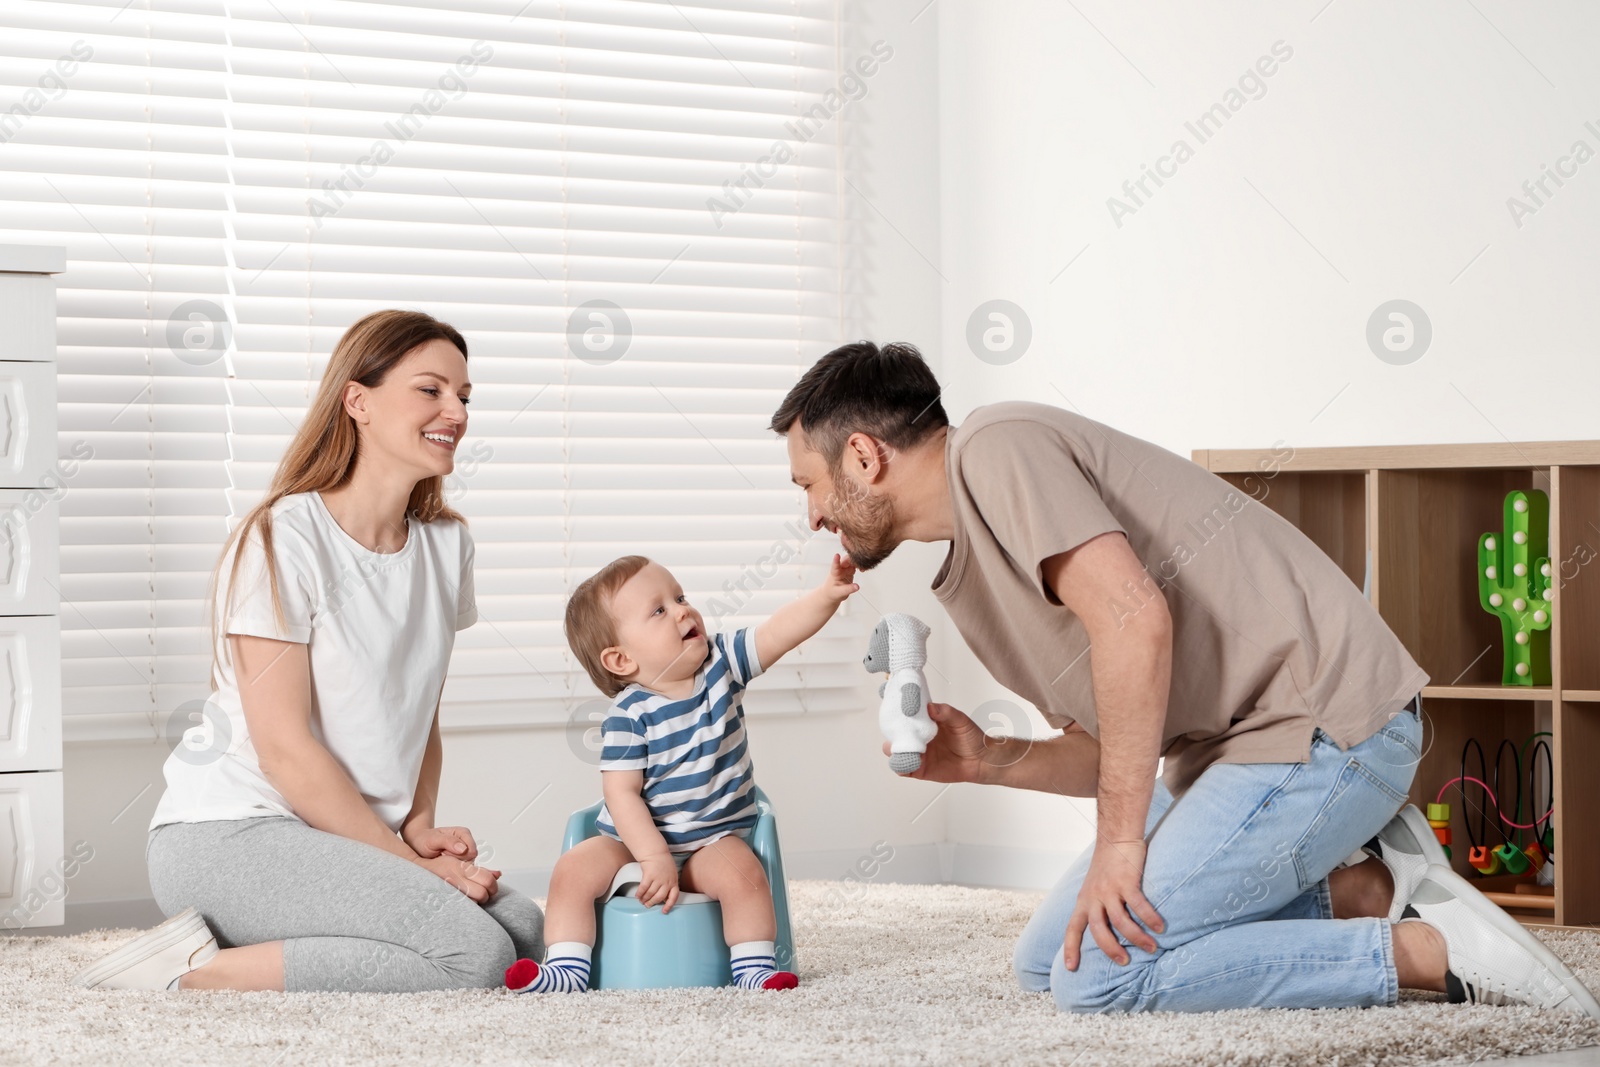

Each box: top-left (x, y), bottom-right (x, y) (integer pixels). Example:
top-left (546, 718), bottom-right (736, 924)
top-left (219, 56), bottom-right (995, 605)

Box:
top-left (0, 0), bottom-right (858, 741)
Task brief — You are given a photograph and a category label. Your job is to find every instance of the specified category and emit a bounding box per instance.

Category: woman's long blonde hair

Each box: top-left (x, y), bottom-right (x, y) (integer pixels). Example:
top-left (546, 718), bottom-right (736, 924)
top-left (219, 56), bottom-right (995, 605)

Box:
top-left (209, 310), bottom-right (469, 677)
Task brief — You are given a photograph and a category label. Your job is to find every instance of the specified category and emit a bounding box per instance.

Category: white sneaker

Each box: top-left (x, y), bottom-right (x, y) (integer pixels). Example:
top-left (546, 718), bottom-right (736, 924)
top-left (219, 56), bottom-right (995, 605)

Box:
top-left (1401, 864), bottom-right (1600, 1018)
top-left (72, 906), bottom-right (219, 991)
top-left (1366, 804), bottom-right (1450, 922)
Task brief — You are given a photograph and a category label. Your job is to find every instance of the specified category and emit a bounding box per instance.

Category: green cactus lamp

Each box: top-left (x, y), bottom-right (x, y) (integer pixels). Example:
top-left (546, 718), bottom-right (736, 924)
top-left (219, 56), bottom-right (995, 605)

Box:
top-left (1477, 489), bottom-right (1553, 685)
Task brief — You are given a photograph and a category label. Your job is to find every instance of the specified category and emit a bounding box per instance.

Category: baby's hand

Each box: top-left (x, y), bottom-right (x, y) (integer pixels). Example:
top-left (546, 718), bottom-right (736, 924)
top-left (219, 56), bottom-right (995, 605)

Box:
top-left (820, 553), bottom-right (860, 604)
top-left (637, 854), bottom-right (681, 913)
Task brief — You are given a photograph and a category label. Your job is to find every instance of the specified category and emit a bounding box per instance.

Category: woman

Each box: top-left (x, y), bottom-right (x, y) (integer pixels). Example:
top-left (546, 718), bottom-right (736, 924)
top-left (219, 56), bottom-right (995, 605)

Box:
top-left (73, 310), bottom-right (543, 992)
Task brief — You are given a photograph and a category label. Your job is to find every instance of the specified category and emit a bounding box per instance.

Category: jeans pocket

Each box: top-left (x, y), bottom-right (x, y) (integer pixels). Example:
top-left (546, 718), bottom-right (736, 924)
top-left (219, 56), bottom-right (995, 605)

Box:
top-left (1364, 715), bottom-right (1425, 785)
top-left (1290, 755), bottom-right (1410, 891)
top-left (1380, 714), bottom-right (1422, 756)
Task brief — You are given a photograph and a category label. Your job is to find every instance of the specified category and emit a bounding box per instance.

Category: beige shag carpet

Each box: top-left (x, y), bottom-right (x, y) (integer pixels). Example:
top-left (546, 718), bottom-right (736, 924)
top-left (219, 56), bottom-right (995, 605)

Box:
top-left (5, 880), bottom-right (1600, 1067)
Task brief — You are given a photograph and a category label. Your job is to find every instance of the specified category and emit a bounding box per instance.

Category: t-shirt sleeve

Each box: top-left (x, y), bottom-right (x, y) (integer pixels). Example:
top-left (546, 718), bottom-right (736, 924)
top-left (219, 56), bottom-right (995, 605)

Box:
top-left (455, 525), bottom-right (478, 631)
top-left (219, 525), bottom-right (316, 644)
top-left (959, 421), bottom-right (1128, 603)
top-left (598, 701), bottom-right (648, 772)
top-left (715, 626), bottom-right (764, 689)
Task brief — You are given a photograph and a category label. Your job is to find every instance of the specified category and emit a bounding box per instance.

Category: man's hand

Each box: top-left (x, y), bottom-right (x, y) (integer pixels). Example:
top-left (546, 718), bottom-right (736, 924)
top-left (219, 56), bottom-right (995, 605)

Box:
top-left (819, 553), bottom-right (859, 604)
top-left (417, 853), bottom-right (501, 903)
top-left (1063, 838), bottom-right (1164, 969)
top-left (404, 824), bottom-right (478, 861)
top-left (881, 702), bottom-right (991, 784)
top-left (637, 854), bottom-right (681, 913)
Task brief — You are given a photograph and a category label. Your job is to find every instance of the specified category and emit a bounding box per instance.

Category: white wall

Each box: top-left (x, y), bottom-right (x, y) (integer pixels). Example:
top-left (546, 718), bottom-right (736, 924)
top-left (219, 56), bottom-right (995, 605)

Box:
top-left (929, 0), bottom-right (1600, 873)
top-left (934, 0), bottom-right (1599, 450)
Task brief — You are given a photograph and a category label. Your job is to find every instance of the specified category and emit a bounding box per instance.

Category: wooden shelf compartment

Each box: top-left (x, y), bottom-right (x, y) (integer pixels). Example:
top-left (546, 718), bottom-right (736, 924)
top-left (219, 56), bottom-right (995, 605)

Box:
top-left (1215, 469), bottom-right (1367, 590)
top-left (1553, 465), bottom-right (1600, 692)
top-left (1555, 699), bottom-right (1600, 926)
top-left (1374, 466), bottom-right (1551, 689)
top-left (1410, 697), bottom-right (1544, 873)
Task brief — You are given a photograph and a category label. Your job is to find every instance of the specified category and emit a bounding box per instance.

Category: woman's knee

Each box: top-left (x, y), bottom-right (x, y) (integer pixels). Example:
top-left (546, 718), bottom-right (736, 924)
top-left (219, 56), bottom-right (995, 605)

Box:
top-left (469, 930), bottom-right (517, 989)
top-left (485, 888), bottom-right (546, 962)
top-left (438, 914), bottom-right (516, 989)
top-left (394, 889), bottom-right (519, 989)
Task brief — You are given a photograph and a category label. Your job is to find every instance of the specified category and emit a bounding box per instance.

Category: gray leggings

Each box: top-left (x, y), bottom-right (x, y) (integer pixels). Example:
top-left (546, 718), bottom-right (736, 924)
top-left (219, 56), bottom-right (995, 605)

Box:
top-left (146, 817), bottom-right (544, 992)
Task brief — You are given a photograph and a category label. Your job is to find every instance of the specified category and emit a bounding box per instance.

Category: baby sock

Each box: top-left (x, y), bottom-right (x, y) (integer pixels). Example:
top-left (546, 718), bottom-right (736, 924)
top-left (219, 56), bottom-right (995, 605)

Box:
top-left (505, 942), bottom-right (592, 993)
top-left (730, 940), bottom-right (798, 991)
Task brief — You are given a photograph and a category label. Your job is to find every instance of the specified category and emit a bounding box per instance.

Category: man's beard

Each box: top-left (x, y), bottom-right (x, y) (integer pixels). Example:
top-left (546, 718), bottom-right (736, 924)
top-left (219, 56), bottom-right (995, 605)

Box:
top-left (837, 490), bottom-right (898, 571)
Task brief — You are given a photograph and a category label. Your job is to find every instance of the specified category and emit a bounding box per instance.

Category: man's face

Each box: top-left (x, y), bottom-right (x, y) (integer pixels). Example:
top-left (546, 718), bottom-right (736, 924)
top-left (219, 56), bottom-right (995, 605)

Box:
top-left (786, 427), bottom-right (899, 571)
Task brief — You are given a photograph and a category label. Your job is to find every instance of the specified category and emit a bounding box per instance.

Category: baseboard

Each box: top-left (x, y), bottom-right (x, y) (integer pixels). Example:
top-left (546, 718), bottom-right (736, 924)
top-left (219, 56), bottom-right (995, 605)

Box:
top-left (15, 844), bottom-right (1082, 936)
top-left (946, 843), bottom-right (1077, 891)
top-left (0, 896), bottom-right (166, 937)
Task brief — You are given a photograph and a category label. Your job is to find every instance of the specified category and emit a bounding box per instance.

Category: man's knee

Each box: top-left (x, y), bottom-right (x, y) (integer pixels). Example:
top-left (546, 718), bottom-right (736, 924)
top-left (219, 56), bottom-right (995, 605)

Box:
top-left (1051, 971), bottom-right (1111, 1014)
top-left (1011, 934), bottom-right (1054, 993)
top-left (1049, 947), bottom-right (1147, 1014)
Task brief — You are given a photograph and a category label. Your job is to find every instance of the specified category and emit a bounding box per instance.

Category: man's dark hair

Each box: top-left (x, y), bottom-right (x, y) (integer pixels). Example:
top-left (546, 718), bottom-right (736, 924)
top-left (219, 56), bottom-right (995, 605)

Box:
top-left (768, 340), bottom-right (948, 465)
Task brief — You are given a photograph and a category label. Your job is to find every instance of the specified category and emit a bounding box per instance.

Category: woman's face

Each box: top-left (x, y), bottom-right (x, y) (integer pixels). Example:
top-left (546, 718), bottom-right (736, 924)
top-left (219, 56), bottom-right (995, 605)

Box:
top-left (350, 338), bottom-right (471, 482)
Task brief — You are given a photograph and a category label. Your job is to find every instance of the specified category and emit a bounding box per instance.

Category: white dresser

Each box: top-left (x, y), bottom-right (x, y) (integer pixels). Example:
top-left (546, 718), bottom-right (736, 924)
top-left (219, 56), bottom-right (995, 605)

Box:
top-left (0, 245), bottom-right (65, 929)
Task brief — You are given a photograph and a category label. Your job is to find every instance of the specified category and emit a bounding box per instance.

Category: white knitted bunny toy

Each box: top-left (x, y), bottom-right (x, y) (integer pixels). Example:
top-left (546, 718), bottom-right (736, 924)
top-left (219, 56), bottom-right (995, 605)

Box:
top-left (863, 613), bottom-right (937, 775)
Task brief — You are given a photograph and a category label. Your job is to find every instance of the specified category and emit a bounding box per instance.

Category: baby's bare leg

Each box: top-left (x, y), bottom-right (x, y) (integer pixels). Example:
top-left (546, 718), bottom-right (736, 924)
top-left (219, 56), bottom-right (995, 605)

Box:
top-left (682, 835), bottom-right (796, 989)
top-left (544, 836), bottom-right (635, 946)
top-left (681, 835), bottom-right (773, 944)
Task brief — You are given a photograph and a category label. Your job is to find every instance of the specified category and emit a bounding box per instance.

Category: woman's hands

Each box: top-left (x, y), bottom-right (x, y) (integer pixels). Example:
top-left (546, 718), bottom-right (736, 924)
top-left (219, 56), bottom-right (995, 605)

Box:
top-left (637, 854), bottom-right (681, 913)
top-left (404, 824), bottom-right (478, 861)
top-left (416, 852), bottom-right (502, 903)
top-left (399, 709), bottom-right (502, 900)
top-left (405, 824), bottom-right (500, 903)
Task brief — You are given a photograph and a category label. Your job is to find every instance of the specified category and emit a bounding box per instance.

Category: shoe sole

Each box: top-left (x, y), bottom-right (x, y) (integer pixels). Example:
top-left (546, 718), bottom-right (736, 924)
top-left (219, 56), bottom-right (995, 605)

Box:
top-left (1423, 864), bottom-right (1600, 1020)
top-left (71, 906), bottom-right (214, 990)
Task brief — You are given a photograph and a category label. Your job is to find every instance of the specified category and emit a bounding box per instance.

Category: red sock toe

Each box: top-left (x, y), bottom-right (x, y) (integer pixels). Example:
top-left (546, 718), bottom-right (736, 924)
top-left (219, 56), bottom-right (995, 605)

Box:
top-left (505, 958), bottom-right (540, 991)
top-left (762, 971), bottom-right (799, 990)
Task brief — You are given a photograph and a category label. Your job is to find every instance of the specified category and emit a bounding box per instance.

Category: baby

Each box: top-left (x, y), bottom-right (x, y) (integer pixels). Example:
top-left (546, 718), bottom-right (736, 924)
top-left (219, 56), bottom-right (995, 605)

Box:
top-left (506, 552), bottom-right (858, 993)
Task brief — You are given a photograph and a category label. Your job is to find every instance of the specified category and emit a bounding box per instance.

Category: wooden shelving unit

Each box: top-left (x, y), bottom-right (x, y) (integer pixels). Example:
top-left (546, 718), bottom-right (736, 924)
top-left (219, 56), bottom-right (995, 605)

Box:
top-left (1194, 441), bottom-right (1600, 929)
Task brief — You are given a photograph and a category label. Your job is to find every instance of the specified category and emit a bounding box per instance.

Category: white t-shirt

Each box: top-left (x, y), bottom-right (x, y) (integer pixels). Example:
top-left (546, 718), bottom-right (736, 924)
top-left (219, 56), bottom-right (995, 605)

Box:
top-left (149, 491), bottom-right (477, 833)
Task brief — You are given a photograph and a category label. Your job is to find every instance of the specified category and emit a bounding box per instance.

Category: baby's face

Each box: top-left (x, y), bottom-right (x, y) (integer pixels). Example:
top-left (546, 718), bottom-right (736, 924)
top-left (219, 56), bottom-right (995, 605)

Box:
top-left (607, 562), bottom-right (709, 692)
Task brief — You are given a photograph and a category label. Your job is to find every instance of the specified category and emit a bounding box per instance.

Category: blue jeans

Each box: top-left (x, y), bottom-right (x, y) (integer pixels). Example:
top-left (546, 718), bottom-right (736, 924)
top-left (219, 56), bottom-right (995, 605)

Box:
top-left (1014, 701), bottom-right (1422, 1013)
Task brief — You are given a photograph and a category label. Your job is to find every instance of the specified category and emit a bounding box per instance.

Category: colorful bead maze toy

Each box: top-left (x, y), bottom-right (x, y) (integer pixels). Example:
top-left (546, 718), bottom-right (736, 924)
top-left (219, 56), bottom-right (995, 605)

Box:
top-left (1434, 733), bottom-right (1556, 913)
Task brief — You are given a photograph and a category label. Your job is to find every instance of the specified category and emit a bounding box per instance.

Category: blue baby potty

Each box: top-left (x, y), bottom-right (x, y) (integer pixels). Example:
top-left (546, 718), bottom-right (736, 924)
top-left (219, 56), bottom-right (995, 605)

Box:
top-left (560, 785), bottom-right (797, 990)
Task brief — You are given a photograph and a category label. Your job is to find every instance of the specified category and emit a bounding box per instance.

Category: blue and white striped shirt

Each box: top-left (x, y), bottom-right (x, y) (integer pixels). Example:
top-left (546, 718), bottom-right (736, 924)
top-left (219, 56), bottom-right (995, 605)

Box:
top-left (594, 628), bottom-right (763, 853)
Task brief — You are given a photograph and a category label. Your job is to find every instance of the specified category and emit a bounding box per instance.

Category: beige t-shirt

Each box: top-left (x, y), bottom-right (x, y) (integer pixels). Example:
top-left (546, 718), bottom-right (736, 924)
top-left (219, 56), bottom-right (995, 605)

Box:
top-left (931, 402), bottom-right (1429, 795)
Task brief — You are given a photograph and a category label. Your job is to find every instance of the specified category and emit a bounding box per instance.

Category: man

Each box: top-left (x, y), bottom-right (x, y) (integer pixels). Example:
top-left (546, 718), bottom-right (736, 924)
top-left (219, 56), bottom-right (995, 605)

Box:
top-left (769, 340), bottom-right (1600, 1017)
